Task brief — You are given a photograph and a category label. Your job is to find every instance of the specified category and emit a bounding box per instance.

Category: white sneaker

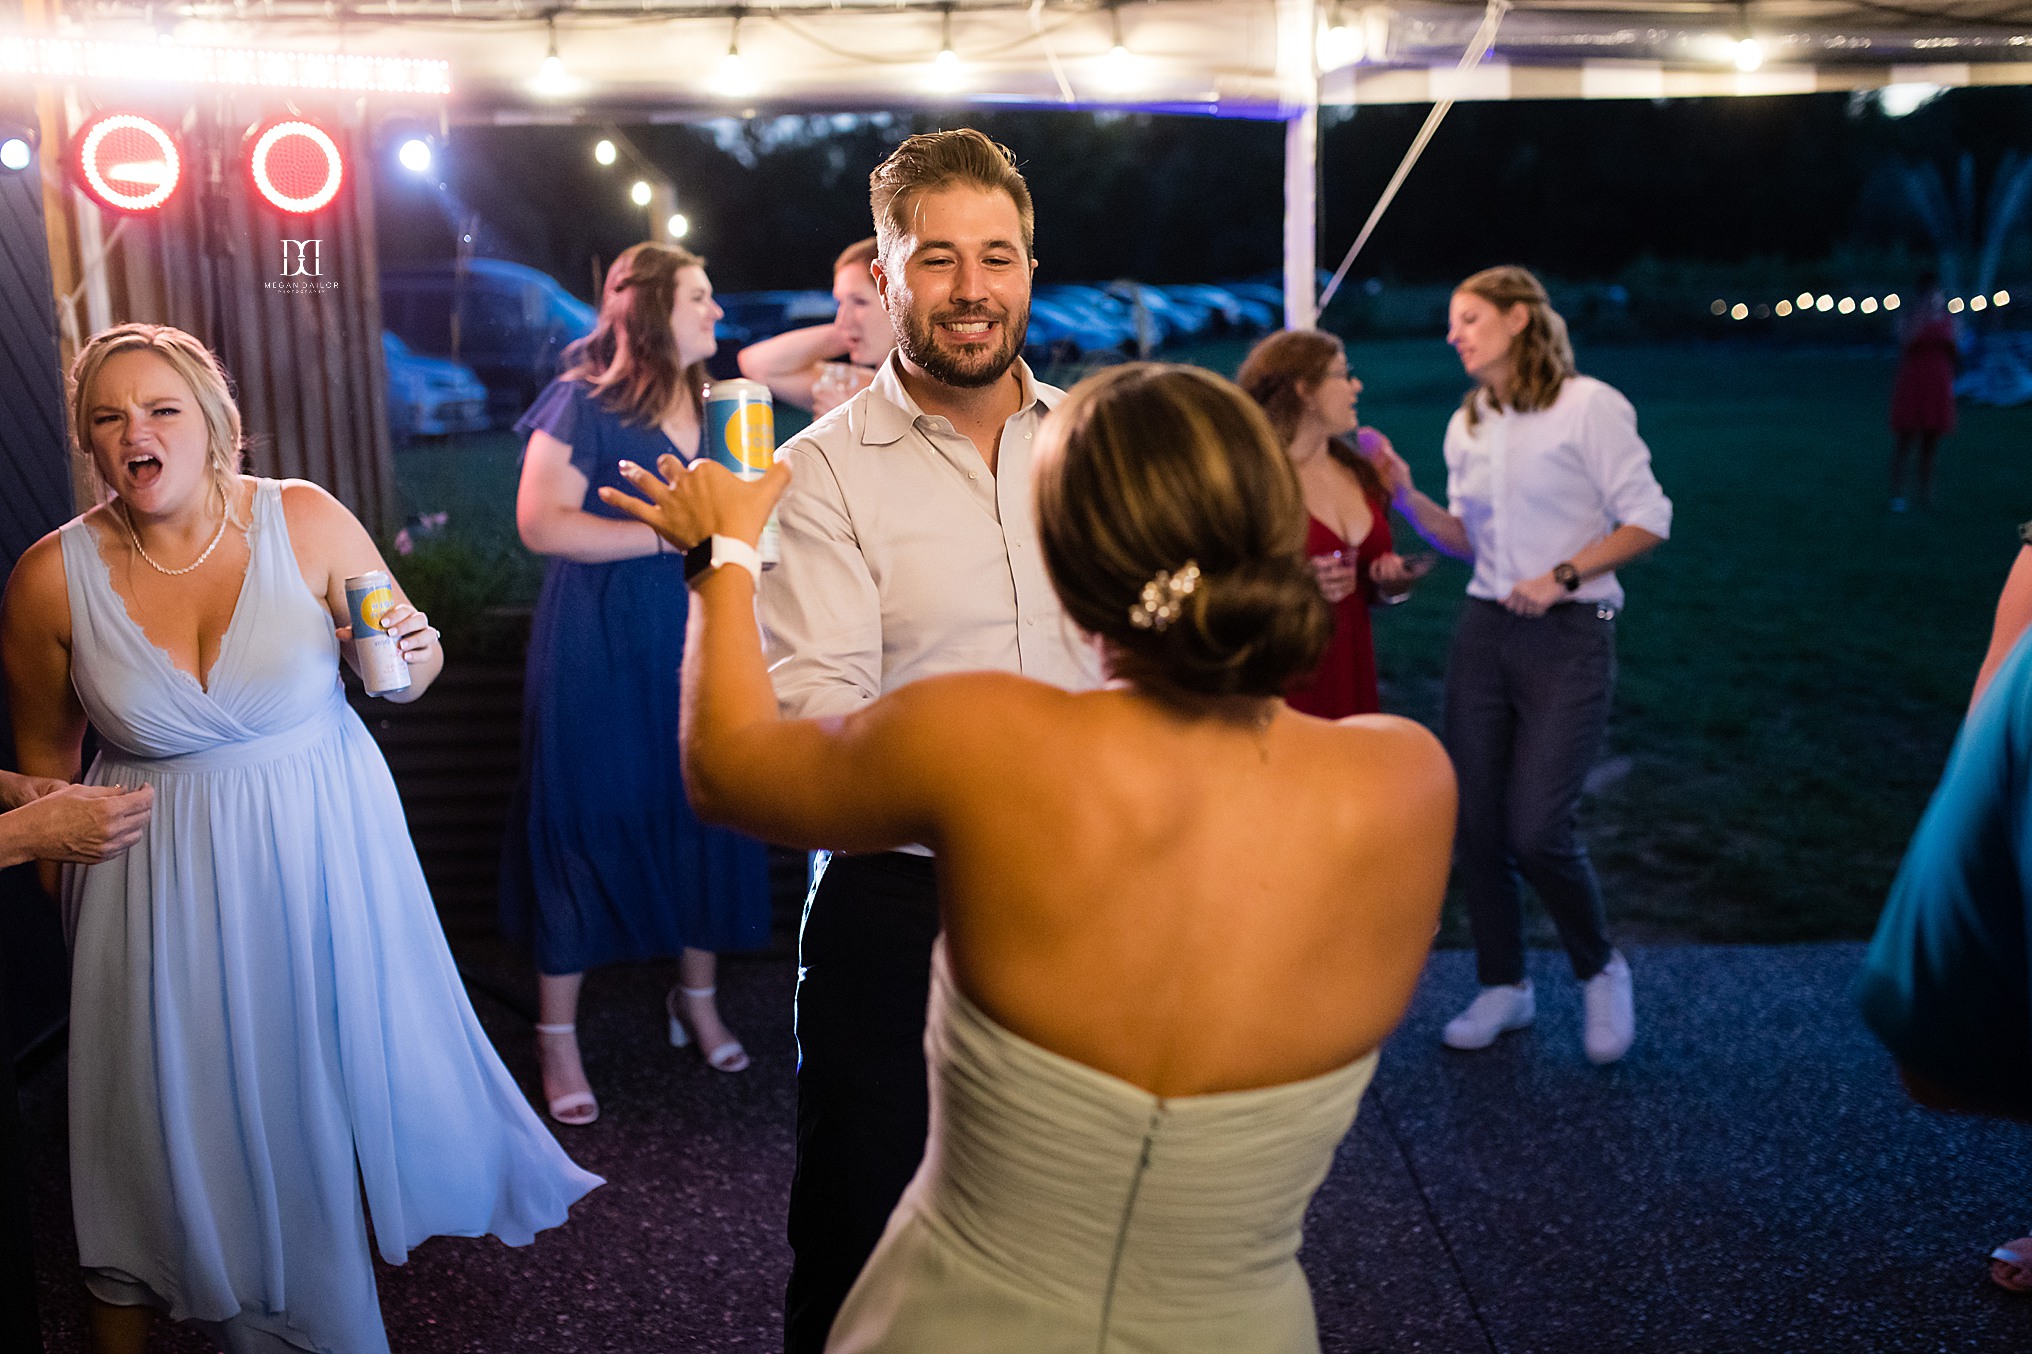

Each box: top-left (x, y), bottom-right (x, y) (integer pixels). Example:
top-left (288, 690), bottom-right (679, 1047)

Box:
top-left (1582, 952), bottom-right (1635, 1065)
top-left (1442, 981), bottom-right (1536, 1050)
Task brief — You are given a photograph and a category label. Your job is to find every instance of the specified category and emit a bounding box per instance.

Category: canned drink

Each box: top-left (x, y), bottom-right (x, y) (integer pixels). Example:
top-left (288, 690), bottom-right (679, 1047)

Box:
top-left (704, 378), bottom-right (780, 567)
top-left (345, 570), bottom-right (413, 697)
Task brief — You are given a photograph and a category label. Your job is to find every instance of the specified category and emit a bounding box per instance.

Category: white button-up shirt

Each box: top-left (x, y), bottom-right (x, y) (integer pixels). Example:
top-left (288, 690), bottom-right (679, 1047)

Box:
top-left (760, 352), bottom-right (1100, 729)
top-left (1444, 374), bottom-right (1674, 610)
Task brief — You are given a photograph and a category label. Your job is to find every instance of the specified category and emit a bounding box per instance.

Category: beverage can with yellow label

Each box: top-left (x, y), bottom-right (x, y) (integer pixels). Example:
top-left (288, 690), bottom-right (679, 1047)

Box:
top-left (344, 570), bottom-right (413, 696)
top-left (704, 378), bottom-right (780, 566)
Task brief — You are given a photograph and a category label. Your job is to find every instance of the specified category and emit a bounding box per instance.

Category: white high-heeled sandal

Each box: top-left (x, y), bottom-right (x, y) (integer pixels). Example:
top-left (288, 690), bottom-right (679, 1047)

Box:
top-left (666, 985), bottom-right (749, 1073)
top-left (534, 1022), bottom-right (600, 1125)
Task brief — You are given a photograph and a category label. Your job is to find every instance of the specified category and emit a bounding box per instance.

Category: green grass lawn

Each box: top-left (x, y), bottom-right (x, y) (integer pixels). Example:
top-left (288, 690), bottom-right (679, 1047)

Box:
top-left (390, 339), bottom-right (2032, 946)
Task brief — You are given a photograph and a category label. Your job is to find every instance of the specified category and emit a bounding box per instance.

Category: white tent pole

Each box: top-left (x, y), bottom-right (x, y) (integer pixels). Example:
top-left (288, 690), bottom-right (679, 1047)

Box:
top-left (1279, 0), bottom-right (1319, 330)
top-left (1285, 108), bottom-right (1318, 331)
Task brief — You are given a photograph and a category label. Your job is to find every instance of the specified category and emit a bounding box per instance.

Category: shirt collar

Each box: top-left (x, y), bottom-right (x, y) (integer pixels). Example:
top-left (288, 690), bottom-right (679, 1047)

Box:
top-left (862, 349), bottom-right (1056, 447)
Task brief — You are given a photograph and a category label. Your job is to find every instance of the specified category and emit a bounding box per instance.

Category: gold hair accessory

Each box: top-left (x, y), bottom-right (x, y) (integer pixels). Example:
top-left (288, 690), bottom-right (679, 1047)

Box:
top-left (1128, 561), bottom-right (1200, 632)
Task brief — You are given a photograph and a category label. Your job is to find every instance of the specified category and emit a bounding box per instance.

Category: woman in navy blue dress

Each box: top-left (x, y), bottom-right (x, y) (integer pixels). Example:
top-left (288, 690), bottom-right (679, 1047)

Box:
top-left (504, 242), bottom-right (771, 1124)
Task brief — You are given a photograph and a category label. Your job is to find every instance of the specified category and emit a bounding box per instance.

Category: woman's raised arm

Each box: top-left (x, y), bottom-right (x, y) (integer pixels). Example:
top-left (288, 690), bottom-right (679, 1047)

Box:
top-left (603, 456), bottom-right (971, 853)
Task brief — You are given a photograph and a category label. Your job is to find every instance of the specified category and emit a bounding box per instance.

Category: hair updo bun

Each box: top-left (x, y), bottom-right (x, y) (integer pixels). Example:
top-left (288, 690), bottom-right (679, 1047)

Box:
top-left (1034, 363), bottom-right (1333, 699)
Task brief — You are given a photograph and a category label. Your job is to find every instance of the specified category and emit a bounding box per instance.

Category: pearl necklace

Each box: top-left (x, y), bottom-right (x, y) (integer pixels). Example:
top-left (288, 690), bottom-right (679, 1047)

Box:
top-left (120, 500), bottom-right (229, 577)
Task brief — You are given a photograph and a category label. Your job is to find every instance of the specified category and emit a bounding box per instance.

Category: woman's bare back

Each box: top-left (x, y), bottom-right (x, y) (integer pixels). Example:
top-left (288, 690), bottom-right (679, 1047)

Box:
top-left (920, 678), bottom-right (1456, 1098)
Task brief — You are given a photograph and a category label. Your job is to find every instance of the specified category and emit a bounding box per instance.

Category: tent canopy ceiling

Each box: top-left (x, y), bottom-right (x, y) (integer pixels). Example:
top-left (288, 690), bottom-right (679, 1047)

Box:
top-left (27, 0), bottom-right (2032, 118)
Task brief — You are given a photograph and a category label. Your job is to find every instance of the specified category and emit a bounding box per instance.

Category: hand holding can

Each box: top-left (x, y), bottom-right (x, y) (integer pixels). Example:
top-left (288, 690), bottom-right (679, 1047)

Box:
top-left (705, 378), bottom-right (780, 567)
top-left (344, 572), bottom-right (414, 697)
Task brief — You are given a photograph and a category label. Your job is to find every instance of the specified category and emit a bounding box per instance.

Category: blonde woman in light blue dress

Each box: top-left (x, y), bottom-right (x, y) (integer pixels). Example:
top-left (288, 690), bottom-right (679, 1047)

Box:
top-left (611, 362), bottom-right (1457, 1353)
top-left (2, 324), bottom-right (600, 1354)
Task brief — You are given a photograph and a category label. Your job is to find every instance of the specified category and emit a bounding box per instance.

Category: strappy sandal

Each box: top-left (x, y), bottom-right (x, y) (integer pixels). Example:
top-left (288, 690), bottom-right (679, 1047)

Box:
top-left (666, 984), bottom-right (749, 1073)
top-left (1989, 1238), bottom-right (2032, 1292)
top-left (534, 1022), bottom-right (600, 1125)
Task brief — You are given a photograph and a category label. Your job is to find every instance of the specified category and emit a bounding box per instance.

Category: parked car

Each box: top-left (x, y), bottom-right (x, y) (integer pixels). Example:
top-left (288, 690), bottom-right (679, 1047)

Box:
top-left (381, 331), bottom-right (489, 442)
top-left (1224, 281), bottom-right (1288, 320)
top-left (1164, 283), bottom-right (1269, 333)
top-left (1103, 281), bottom-right (1216, 345)
top-left (380, 258), bottom-right (597, 424)
top-left (1038, 285), bottom-right (1144, 354)
top-left (713, 289), bottom-right (839, 346)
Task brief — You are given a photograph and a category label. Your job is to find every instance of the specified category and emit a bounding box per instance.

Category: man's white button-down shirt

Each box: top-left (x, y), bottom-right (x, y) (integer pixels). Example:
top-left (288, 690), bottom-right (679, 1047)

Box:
top-left (760, 351), bottom-right (1101, 745)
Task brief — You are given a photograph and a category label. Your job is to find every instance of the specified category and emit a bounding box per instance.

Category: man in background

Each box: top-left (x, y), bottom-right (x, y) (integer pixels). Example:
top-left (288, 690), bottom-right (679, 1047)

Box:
top-left (737, 237), bottom-right (899, 420)
top-left (758, 130), bottom-right (1098, 1352)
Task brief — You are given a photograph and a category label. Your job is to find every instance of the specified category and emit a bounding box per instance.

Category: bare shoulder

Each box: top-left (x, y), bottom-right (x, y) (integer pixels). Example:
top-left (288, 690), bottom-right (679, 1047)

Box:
top-left (858, 674), bottom-right (1075, 815)
top-left (868, 669), bottom-right (1063, 734)
top-left (1, 528), bottom-right (69, 617)
top-left (276, 476), bottom-right (348, 521)
top-left (1323, 712), bottom-right (1455, 802)
top-left (277, 478), bottom-right (371, 542)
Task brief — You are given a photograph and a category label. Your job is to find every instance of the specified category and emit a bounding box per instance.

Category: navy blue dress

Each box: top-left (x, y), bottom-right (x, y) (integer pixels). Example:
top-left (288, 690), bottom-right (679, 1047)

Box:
top-left (502, 377), bottom-right (770, 975)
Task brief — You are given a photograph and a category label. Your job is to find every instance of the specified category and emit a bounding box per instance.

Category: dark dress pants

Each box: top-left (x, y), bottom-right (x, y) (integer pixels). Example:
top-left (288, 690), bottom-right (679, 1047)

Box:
top-left (1444, 598), bottom-right (1617, 987)
top-left (783, 850), bottom-right (940, 1354)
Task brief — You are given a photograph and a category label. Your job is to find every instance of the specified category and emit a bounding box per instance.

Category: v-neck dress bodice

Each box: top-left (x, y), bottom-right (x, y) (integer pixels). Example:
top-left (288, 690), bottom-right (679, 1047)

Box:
top-left (57, 480), bottom-right (600, 1354)
top-left (62, 478), bottom-right (348, 764)
top-left (1285, 499), bottom-right (1392, 720)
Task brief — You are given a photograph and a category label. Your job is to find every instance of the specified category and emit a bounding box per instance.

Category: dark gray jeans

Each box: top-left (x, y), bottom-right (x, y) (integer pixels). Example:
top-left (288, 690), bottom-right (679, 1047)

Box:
top-left (1444, 597), bottom-right (1618, 987)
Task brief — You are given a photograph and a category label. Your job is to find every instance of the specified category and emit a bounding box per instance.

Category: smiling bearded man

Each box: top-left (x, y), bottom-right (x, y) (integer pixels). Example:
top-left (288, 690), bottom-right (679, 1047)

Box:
top-left (749, 128), bottom-right (1099, 1354)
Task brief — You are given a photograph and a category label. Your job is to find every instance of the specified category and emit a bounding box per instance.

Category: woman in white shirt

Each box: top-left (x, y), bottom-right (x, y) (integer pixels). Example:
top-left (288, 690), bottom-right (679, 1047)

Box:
top-left (1383, 266), bottom-right (1671, 1065)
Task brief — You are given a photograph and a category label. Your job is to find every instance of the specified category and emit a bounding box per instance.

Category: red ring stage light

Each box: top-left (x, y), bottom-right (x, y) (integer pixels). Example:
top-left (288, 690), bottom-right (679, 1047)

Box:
top-left (72, 112), bottom-right (182, 213)
top-left (247, 118), bottom-right (344, 214)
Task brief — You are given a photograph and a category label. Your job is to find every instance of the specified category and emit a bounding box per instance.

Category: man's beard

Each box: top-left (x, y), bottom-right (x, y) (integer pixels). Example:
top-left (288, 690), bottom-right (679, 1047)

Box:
top-left (896, 300), bottom-right (1030, 389)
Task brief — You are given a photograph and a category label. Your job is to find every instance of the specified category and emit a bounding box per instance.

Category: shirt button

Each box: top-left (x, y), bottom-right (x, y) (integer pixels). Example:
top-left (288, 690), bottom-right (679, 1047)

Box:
top-left (969, 472), bottom-right (978, 480)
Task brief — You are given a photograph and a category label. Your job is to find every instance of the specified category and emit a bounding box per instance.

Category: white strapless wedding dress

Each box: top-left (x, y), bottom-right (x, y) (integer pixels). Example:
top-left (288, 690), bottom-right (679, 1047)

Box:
top-left (826, 942), bottom-right (1378, 1353)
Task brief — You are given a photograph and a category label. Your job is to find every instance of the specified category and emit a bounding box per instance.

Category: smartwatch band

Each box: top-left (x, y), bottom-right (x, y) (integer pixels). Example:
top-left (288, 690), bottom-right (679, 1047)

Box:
top-left (683, 534), bottom-right (764, 589)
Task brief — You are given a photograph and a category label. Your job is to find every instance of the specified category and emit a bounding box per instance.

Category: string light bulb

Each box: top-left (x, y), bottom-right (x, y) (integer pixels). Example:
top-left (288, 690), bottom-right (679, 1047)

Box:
top-left (532, 16), bottom-right (580, 98)
top-left (594, 138), bottom-right (616, 166)
top-left (1102, 2), bottom-right (1136, 93)
top-left (1319, 2), bottom-right (1365, 70)
top-left (1733, 2), bottom-right (1763, 71)
top-left (630, 179), bottom-right (651, 207)
top-left (715, 10), bottom-right (759, 97)
top-left (931, 7), bottom-right (964, 93)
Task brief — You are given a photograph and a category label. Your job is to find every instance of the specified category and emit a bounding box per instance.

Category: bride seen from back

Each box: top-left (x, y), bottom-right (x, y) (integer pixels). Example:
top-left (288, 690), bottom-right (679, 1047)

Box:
top-left (613, 361), bottom-right (1454, 1094)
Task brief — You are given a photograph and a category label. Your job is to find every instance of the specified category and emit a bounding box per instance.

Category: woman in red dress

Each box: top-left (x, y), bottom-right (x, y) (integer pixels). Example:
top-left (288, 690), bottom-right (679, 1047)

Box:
top-left (1239, 331), bottom-right (1429, 717)
top-left (1889, 272), bottom-right (1961, 511)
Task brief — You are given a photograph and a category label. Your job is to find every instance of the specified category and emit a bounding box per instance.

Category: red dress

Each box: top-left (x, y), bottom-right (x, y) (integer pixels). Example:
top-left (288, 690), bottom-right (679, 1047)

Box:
top-left (1890, 314), bottom-right (1959, 436)
top-left (1286, 494), bottom-right (1393, 719)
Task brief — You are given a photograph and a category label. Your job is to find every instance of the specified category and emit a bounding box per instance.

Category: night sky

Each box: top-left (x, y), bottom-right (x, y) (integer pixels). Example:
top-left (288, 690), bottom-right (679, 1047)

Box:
top-left (372, 86), bottom-right (2032, 297)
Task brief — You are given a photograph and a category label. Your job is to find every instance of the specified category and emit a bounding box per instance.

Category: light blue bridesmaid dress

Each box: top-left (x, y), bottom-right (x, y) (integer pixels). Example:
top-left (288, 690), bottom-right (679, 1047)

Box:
top-left (57, 480), bottom-right (601, 1354)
